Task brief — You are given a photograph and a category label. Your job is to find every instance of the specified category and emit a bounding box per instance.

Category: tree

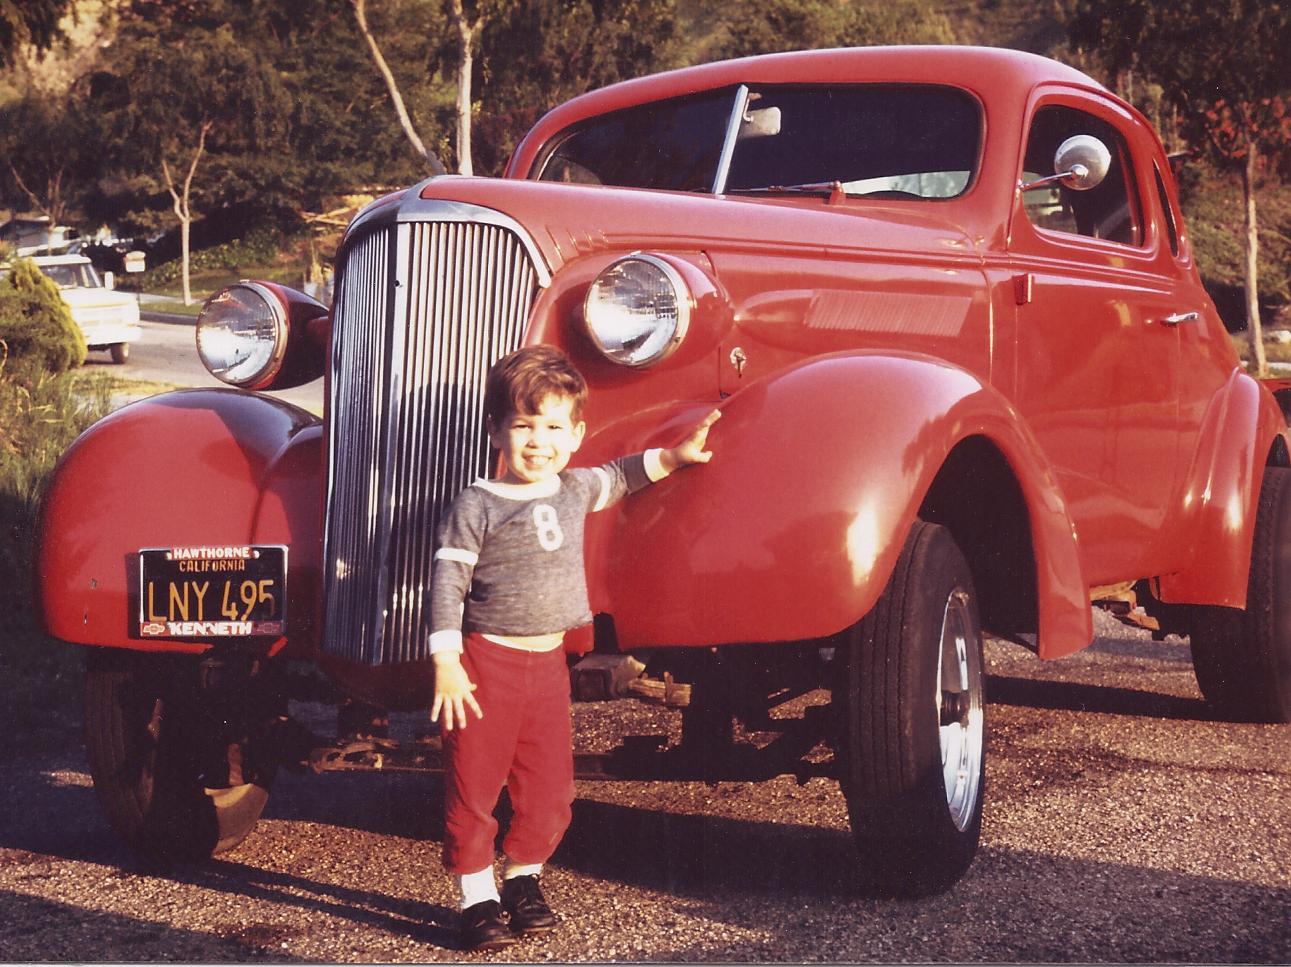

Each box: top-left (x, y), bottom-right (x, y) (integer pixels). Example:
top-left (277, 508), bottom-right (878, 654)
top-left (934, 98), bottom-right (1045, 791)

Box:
top-left (351, 0), bottom-right (447, 175)
top-left (465, 0), bottom-right (686, 175)
top-left (1070, 0), bottom-right (1291, 376)
top-left (0, 90), bottom-right (97, 226)
top-left (708, 0), bottom-right (955, 61)
top-left (0, 0), bottom-right (73, 68)
top-left (106, 27), bottom-right (291, 303)
top-left (445, 0), bottom-right (487, 176)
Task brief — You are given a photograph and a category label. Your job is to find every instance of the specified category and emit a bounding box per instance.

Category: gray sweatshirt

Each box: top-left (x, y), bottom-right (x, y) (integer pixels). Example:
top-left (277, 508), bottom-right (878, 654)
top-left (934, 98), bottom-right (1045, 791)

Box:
top-left (428, 450), bottom-right (667, 654)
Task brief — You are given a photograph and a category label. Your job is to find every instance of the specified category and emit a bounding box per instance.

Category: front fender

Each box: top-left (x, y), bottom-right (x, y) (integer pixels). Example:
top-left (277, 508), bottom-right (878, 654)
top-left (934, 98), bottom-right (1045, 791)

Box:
top-left (36, 388), bottom-right (323, 656)
top-left (582, 351), bottom-right (1092, 656)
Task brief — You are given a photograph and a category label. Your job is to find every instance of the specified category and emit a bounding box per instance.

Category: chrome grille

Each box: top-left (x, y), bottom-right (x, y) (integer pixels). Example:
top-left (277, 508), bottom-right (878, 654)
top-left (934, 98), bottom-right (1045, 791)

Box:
top-left (322, 216), bottom-right (541, 665)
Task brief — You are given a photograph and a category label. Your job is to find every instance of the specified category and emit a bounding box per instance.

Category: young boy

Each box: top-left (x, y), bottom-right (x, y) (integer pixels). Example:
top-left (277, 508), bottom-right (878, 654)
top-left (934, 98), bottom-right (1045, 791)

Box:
top-left (428, 345), bottom-right (720, 951)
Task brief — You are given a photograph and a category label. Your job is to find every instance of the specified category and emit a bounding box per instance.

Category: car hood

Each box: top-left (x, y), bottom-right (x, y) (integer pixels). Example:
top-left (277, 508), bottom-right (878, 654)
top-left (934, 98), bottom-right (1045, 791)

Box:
top-left (396, 176), bottom-right (983, 272)
top-left (59, 287), bottom-right (138, 311)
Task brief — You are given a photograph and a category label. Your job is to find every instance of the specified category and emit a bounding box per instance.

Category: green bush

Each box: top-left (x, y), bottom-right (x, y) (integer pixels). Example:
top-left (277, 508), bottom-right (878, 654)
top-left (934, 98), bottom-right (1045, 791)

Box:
top-left (0, 258), bottom-right (87, 374)
top-left (0, 360), bottom-right (110, 750)
top-left (135, 226), bottom-right (293, 290)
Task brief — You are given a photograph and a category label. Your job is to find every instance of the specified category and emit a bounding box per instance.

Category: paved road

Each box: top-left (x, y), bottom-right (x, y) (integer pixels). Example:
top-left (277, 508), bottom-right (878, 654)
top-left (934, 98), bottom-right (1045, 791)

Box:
top-left (2, 612), bottom-right (1288, 962)
top-left (87, 316), bottom-right (323, 415)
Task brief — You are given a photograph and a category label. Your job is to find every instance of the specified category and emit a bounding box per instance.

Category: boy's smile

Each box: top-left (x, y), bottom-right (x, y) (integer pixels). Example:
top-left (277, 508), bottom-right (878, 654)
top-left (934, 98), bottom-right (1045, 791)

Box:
top-left (488, 394), bottom-right (586, 485)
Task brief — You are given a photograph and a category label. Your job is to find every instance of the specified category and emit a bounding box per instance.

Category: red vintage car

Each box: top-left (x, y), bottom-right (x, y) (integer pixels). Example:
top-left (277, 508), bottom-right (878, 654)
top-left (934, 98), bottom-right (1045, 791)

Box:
top-left (35, 45), bottom-right (1291, 894)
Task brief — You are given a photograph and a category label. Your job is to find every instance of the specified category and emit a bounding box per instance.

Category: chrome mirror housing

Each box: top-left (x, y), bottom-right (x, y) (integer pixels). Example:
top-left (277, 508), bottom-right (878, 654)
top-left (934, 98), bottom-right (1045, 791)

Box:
top-left (1020, 135), bottom-right (1112, 193)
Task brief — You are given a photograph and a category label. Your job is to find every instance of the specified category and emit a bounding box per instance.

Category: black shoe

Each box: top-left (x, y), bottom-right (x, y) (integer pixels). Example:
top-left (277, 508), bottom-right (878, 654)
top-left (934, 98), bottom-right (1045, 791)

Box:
top-left (460, 900), bottom-right (516, 951)
top-left (500, 875), bottom-right (557, 934)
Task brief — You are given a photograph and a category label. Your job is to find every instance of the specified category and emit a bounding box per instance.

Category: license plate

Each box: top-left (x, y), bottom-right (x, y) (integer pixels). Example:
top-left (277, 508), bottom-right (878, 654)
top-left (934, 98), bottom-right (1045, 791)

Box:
top-left (138, 545), bottom-right (287, 637)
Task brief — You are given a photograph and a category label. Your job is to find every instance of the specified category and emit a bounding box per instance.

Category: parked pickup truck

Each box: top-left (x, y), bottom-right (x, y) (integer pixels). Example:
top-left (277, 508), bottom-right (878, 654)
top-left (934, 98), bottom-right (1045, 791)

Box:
top-left (35, 45), bottom-right (1291, 895)
top-left (30, 253), bottom-right (141, 363)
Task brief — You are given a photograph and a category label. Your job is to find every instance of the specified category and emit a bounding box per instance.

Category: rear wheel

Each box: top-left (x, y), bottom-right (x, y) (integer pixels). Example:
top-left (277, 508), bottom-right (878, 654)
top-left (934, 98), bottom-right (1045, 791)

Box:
top-left (1189, 467), bottom-right (1291, 722)
top-left (831, 520), bottom-right (985, 896)
top-left (109, 342), bottom-right (129, 364)
top-left (83, 650), bottom-right (277, 865)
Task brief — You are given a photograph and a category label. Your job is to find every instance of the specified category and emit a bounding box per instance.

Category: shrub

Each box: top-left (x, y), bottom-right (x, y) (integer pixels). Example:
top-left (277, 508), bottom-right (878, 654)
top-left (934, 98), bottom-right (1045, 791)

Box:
top-left (0, 364), bottom-right (110, 749)
top-left (0, 258), bottom-right (87, 374)
top-left (135, 225), bottom-right (294, 290)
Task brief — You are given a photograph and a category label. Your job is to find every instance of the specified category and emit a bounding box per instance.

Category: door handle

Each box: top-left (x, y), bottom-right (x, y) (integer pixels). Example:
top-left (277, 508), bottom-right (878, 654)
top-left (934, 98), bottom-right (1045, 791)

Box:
top-left (1161, 311), bottom-right (1200, 326)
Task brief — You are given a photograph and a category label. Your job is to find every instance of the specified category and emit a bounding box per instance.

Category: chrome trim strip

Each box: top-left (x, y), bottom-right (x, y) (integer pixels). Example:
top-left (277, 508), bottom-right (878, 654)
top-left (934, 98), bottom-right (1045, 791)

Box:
top-left (712, 84), bottom-right (750, 195)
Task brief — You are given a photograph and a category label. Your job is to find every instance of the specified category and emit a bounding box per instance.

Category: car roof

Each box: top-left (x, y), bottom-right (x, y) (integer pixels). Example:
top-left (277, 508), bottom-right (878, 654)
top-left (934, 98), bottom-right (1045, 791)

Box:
top-left (534, 45), bottom-right (1103, 128)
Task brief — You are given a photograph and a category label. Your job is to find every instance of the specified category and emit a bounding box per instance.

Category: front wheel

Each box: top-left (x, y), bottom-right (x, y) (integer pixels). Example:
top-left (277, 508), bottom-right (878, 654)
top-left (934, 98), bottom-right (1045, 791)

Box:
top-left (109, 342), bottom-right (130, 364)
top-left (83, 650), bottom-right (276, 865)
top-left (831, 520), bottom-right (985, 896)
top-left (1189, 467), bottom-right (1291, 722)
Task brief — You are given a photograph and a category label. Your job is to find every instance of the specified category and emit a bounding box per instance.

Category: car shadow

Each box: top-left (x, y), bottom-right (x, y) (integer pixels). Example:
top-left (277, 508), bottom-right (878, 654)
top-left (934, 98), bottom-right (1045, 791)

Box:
top-left (985, 673), bottom-right (1212, 720)
top-left (3, 752), bottom-right (1289, 962)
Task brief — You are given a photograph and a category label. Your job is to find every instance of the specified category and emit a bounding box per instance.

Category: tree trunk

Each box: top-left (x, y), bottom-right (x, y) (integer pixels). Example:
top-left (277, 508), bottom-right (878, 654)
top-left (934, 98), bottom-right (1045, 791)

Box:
top-left (1242, 143), bottom-right (1266, 377)
top-left (450, 0), bottom-right (480, 176)
top-left (351, 0), bottom-right (446, 176)
top-left (162, 123), bottom-right (210, 307)
top-left (456, 27), bottom-right (473, 176)
top-left (178, 204), bottom-right (192, 306)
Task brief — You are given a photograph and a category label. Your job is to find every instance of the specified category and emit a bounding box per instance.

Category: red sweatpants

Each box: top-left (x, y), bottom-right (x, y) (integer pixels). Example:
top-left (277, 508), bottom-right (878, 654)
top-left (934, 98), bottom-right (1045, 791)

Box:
top-left (441, 633), bottom-right (575, 874)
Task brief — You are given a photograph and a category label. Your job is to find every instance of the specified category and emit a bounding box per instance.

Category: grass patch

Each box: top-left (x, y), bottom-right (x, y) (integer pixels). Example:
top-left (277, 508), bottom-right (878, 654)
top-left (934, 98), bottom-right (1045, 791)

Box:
top-left (73, 368), bottom-right (182, 402)
top-left (0, 364), bottom-right (112, 754)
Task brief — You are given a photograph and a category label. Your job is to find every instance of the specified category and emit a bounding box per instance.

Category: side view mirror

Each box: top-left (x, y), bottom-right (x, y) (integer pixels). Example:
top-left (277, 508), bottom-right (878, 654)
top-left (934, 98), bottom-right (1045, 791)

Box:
top-left (1020, 135), bottom-right (1112, 193)
top-left (739, 106), bottom-right (782, 140)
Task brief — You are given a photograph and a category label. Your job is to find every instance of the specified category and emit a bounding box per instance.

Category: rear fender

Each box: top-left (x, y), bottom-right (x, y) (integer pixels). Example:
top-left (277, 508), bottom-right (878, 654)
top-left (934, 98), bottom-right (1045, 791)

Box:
top-left (583, 351), bottom-right (1092, 656)
top-left (36, 389), bottom-right (323, 656)
top-left (1158, 370), bottom-right (1291, 607)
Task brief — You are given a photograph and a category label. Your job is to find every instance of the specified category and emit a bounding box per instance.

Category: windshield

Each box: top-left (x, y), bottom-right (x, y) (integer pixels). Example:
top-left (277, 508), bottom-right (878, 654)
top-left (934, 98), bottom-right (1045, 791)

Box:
top-left (535, 84), bottom-right (981, 200)
top-left (38, 262), bottom-right (100, 289)
top-left (538, 88), bottom-right (733, 192)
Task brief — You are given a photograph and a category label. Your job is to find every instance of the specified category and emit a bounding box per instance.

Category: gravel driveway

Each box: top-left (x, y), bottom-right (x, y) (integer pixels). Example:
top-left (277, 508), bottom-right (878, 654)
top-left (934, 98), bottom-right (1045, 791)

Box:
top-left (1, 611), bottom-right (1288, 963)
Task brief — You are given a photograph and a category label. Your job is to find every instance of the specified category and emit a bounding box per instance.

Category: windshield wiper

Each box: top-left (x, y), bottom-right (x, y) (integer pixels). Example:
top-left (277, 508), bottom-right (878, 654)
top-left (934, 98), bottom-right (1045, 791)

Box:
top-left (727, 180), bottom-right (843, 196)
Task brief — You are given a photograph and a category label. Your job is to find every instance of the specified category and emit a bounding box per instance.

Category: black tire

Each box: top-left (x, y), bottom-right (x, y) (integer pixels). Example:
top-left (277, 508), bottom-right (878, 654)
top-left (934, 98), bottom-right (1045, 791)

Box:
top-left (110, 342), bottom-right (129, 364)
top-left (831, 520), bottom-right (985, 896)
top-left (83, 650), bottom-right (274, 865)
top-left (1189, 467), bottom-right (1291, 722)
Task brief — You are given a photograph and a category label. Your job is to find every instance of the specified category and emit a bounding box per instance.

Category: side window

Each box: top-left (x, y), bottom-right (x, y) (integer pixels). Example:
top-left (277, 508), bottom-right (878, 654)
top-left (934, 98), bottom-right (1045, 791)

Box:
top-left (1021, 105), bottom-right (1144, 247)
top-left (1153, 163), bottom-right (1180, 257)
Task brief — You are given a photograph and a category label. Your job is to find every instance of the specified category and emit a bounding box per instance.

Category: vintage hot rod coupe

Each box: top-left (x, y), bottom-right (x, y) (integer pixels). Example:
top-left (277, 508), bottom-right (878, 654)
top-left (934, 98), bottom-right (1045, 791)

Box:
top-left (36, 46), bottom-right (1291, 894)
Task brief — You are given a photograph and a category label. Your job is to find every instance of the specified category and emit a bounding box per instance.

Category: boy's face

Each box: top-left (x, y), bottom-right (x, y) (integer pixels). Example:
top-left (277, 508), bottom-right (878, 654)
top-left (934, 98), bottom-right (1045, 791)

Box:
top-left (487, 393), bottom-right (586, 485)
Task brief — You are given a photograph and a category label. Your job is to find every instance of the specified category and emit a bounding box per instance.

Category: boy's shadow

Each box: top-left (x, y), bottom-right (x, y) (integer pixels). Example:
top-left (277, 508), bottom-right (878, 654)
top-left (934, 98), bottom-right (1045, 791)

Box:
top-left (306, 773), bottom-right (857, 898)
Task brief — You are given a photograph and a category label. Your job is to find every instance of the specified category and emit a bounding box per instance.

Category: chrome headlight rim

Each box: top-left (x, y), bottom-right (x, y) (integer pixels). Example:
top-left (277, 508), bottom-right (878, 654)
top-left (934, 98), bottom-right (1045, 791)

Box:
top-left (195, 281), bottom-right (290, 388)
top-left (583, 252), bottom-right (692, 368)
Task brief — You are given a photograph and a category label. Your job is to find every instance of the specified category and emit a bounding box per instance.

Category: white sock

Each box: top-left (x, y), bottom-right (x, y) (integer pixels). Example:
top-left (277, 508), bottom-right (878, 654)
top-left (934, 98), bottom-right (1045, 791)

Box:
top-left (458, 866), bottom-right (499, 909)
top-left (503, 859), bottom-right (543, 880)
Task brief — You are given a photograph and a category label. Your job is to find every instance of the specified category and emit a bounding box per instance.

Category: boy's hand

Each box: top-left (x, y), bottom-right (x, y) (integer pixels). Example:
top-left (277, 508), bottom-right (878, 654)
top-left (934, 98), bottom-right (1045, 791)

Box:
top-left (430, 653), bottom-right (483, 731)
top-left (661, 409), bottom-right (721, 473)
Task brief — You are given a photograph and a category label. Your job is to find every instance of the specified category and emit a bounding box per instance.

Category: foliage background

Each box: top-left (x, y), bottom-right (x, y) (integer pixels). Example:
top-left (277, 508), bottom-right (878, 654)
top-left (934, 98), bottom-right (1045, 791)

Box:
top-left (2, 0), bottom-right (1286, 329)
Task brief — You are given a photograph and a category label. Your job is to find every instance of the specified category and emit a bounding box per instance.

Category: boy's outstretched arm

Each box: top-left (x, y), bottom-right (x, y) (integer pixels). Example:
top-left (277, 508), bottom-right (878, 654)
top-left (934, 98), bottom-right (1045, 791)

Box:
top-left (431, 652), bottom-right (483, 731)
top-left (659, 409), bottom-right (721, 473)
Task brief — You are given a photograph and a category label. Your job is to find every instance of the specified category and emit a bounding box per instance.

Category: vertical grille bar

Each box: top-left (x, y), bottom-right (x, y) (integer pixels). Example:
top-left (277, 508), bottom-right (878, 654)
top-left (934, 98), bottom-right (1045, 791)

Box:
top-left (322, 218), bottom-right (539, 665)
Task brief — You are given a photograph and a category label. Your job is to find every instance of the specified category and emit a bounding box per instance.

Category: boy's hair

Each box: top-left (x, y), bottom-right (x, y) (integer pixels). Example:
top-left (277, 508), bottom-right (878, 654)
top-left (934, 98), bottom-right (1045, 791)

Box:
top-left (484, 346), bottom-right (588, 426)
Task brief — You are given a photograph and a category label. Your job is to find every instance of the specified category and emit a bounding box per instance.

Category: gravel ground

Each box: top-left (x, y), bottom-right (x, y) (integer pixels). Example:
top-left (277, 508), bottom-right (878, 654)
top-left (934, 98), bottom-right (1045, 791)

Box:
top-left (1, 611), bottom-right (1289, 963)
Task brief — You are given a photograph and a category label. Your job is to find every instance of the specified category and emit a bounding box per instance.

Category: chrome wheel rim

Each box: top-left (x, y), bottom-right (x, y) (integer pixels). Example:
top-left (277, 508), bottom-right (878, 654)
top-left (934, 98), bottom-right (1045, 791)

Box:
top-left (936, 587), bottom-right (984, 831)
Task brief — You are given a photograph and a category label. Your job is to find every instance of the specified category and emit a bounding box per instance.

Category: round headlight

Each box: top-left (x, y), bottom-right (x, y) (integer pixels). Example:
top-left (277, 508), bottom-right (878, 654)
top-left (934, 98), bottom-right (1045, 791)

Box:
top-left (196, 283), bottom-right (288, 387)
top-left (584, 254), bottom-right (690, 367)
